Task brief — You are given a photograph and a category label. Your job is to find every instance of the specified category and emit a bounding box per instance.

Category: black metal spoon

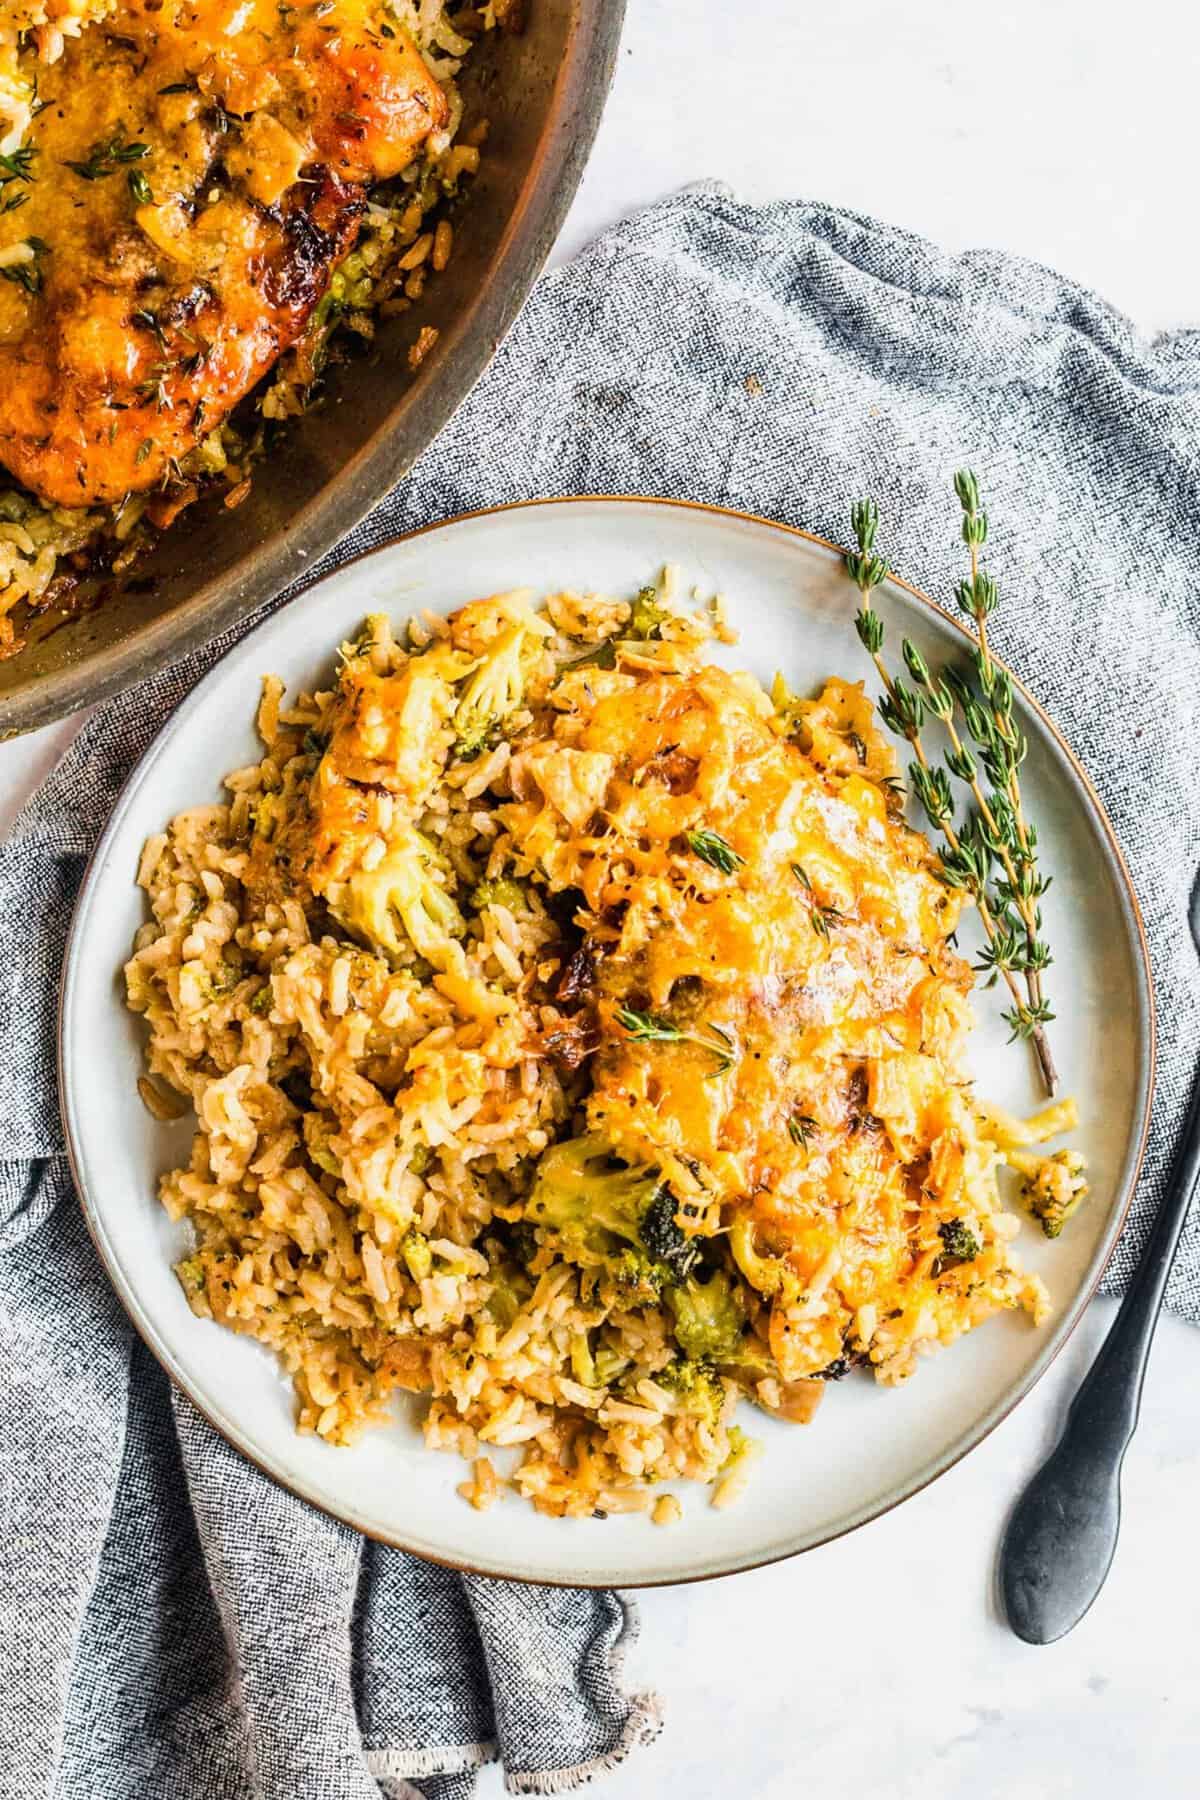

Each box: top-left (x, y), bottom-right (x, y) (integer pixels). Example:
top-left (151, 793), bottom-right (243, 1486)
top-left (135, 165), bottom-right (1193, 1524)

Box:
top-left (999, 870), bottom-right (1200, 1644)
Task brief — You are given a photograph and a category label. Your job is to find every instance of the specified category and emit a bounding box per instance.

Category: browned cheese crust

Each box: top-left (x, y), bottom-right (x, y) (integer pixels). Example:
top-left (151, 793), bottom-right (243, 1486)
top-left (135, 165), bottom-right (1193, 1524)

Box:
top-left (0, 0), bottom-right (445, 505)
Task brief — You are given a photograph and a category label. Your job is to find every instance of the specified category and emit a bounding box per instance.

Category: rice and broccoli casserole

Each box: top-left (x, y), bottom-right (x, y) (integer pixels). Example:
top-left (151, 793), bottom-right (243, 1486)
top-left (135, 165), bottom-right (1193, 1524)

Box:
top-left (0, 0), bottom-right (499, 655)
top-left (124, 573), bottom-right (1088, 1521)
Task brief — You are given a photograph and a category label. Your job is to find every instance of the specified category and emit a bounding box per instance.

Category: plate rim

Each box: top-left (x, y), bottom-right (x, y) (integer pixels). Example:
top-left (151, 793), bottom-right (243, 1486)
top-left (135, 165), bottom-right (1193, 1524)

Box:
top-left (57, 493), bottom-right (1157, 1587)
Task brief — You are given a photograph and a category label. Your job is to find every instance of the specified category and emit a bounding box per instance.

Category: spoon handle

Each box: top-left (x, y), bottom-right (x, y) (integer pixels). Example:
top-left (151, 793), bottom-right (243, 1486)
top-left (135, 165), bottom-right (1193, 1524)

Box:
top-left (1000, 1063), bottom-right (1200, 1644)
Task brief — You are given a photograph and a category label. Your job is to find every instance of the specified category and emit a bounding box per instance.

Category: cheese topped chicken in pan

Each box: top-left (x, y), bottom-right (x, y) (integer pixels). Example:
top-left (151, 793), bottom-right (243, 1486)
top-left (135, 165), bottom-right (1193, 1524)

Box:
top-left (0, 0), bottom-right (445, 505)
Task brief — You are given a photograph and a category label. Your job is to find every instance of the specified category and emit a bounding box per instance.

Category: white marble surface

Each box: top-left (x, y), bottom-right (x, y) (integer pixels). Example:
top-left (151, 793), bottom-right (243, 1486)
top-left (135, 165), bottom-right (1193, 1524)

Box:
top-left (585, 1299), bottom-right (1200, 1799)
top-left (5, 0), bottom-right (1198, 1792)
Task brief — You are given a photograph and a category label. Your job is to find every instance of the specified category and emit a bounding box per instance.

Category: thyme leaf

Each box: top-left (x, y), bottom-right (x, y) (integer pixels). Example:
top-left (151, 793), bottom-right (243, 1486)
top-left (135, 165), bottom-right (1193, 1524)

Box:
top-left (685, 827), bottom-right (744, 875)
top-left (131, 307), bottom-right (168, 350)
top-left (0, 236), bottom-right (48, 295)
top-left (790, 864), bottom-right (842, 938)
top-left (615, 1006), bottom-right (735, 1076)
top-left (787, 1113), bottom-right (817, 1148)
top-left (65, 133), bottom-right (150, 181)
top-left (0, 145), bottom-right (36, 185)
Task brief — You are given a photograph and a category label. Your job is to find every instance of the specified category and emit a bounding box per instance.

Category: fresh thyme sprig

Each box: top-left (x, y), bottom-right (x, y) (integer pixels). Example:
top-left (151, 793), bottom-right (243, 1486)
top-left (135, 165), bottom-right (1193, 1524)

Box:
top-left (902, 638), bottom-right (1049, 980)
top-left (0, 145), bottom-right (36, 186)
top-left (0, 144), bottom-right (35, 220)
top-left (131, 307), bottom-right (169, 351)
top-left (64, 132), bottom-right (150, 182)
top-left (137, 366), bottom-right (173, 411)
top-left (685, 827), bottom-right (745, 874)
top-left (615, 1006), bottom-right (734, 1076)
top-left (790, 863), bottom-right (843, 939)
top-left (843, 498), bottom-right (1057, 1094)
top-left (846, 499), bottom-right (929, 752)
top-left (951, 470), bottom-right (1057, 1090)
top-left (788, 1112), bottom-right (817, 1148)
top-left (0, 236), bottom-right (48, 295)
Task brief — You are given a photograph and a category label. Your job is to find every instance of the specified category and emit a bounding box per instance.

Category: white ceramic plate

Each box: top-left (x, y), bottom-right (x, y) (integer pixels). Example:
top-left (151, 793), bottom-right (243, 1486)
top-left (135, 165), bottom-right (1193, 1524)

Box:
top-left (60, 497), bottom-right (1154, 1587)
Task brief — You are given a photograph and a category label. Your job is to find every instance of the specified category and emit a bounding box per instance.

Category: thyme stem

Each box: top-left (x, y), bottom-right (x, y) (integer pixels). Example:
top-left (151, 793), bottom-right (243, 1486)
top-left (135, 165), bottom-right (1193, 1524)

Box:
top-left (953, 471), bottom-right (1058, 1094)
top-left (845, 498), bottom-right (1058, 1095)
top-left (615, 1006), bottom-right (735, 1077)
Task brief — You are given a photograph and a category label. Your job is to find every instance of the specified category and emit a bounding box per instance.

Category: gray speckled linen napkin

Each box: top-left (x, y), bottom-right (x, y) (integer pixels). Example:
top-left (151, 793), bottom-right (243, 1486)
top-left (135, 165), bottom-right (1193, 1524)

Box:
top-left (3, 180), bottom-right (1199, 1799)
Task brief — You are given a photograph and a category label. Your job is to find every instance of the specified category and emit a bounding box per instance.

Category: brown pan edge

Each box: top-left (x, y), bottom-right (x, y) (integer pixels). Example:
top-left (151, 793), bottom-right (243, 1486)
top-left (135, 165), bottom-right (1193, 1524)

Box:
top-left (0, 0), bottom-right (627, 736)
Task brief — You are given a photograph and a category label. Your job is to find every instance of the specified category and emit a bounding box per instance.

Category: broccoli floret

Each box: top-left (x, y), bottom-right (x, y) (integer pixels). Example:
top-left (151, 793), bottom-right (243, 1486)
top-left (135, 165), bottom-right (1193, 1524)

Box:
top-left (525, 1136), bottom-right (716, 1303)
top-left (339, 611), bottom-right (390, 667)
top-left (334, 827), bottom-right (465, 970)
top-left (454, 622), bottom-right (532, 757)
top-left (717, 1332), bottom-right (778, 1388)
top-left (525, 1135), bottom-right (702, 1276)
top-left (483, 1225), bottom-right (541, 1313)
top-left (719, 1424), bottom-right (763, 1481)
top-left (640, 1188), bottom-right (702, 1280)
top-left (486, 1264), bottom-right (529, 1331)
top-left (937, 1218), bottom-right (981, 1264)
top-left (471, 877), bottom-right (527, 913)
top-left (728, 1213), bottom-right (801, 1304)
top-left (401, 1230), bottom-right (433, 1282)
top-left (250, 790), bottom-right (285, 842)
top-left (768, 670), bottom-right (807, 741)
top-left (593, 1345), bottom-right (632, 1387)
top-left (609, 1247), bottom-right (667, 1304)
top-left (657, 1357), bottom-right (728, 1428)
top-left (175, 1255), bottom-right (206, 1294)
top-left (666, 1268), bottom-right (746, 1363)
top-left (629, 584), bottom-right (667, 640)
top-left (1013, 1148), bottom-right (1089, 1239)
top-left (525, 1135), bottom-right (661, 1253)
top-left (453, 717), bottom-right (499, 762)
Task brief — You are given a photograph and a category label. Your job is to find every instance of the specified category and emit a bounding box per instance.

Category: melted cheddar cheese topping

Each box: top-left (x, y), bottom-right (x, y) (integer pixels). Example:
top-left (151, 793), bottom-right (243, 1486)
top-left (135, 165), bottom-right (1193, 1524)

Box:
top-left (264, 589), bottom-right (1052, 1396)
top-left (499, 657), bottom-right (1048, 1383)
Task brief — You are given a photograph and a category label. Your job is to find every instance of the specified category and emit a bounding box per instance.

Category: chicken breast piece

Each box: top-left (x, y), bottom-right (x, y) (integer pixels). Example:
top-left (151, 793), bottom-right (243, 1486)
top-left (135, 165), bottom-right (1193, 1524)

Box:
top-left (0, 0), bottom-right (446, 506)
